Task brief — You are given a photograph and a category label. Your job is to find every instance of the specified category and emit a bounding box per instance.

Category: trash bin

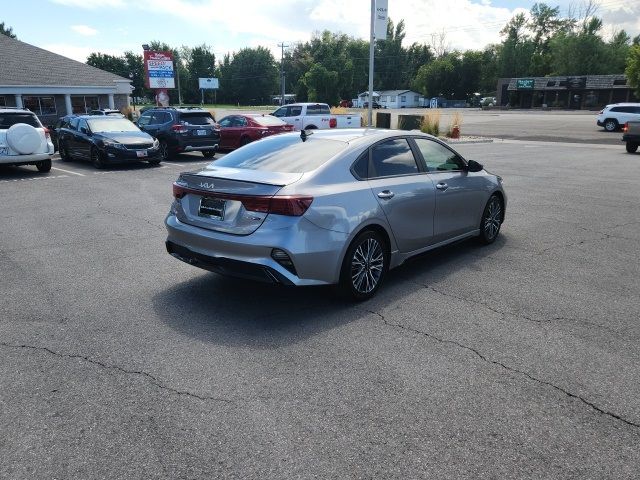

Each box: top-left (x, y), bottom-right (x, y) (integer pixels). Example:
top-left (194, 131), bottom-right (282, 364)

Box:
top-left (397, 114), bottom-right (422, 131)
top-left (376, 112), bottom-right (391, 129)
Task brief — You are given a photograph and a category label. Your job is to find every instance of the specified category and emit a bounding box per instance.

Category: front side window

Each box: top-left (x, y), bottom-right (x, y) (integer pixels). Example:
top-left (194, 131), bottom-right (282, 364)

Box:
top-left (414, 138), bottom-right (464, 171)
top-left (289, 106), bottom-right (302, 116)
top-left (369, 139), bottom-right (419, 178)
top-left (272, 107), bottom-right (286, 117)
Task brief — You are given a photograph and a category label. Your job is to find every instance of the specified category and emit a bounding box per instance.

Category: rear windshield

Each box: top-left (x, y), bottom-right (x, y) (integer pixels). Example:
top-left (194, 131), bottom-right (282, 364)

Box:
top-left (180, 112), bottom-right (216, 125)
top-left (0, 113), bottom-right (41, 128)
top-left (252, 115), bottom-right (285, 126)
top-left (212, 134), bottom-right (346, 173)
top-left (306, 104), bottom-right (331, 115)
top-left (87, 118), bottom-right (139, 132)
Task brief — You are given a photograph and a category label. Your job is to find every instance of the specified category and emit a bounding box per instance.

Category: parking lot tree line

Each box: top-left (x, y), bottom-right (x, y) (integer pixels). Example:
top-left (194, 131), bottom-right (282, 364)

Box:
top-left (74, 2), bottom-right (640, 106)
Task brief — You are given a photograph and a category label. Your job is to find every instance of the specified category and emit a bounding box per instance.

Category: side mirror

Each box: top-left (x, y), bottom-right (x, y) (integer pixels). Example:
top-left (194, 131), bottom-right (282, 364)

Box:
top-left (467, 159), bottom-right (483, 172)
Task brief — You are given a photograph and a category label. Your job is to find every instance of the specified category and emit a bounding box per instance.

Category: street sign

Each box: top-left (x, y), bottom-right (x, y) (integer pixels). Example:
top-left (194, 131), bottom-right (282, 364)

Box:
top-left (198, 78), bottom-right (219, 90)
top-left (516, 78), bottom-right (534, 90)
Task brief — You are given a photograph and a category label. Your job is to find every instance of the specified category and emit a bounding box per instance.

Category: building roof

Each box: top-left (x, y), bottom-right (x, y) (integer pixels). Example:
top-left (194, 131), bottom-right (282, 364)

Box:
top-left (0, 34), bottom-right (129, 87)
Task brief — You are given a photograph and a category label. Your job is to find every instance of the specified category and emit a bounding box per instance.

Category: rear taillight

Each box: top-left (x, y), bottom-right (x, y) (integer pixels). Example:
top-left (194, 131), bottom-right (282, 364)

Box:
top-left (172, 183), bottom-right (313, 216)
top-left (171, 124), bottom-right (188, 134)
top-left (43, 127), bottom-right (51, 140)
top-left (623, 122), bottom-right (629, 133)
top-left (329, 118), bottom-right (337, 128)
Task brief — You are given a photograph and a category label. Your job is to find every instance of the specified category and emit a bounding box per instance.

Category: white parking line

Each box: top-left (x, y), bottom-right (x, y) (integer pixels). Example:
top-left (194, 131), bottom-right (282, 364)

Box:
top-left (162, 161), bottom-right (185, 167)
top-left (0, 174), bottom-right (69, 184)
top-left (51, 166), bottom-right (85, 176)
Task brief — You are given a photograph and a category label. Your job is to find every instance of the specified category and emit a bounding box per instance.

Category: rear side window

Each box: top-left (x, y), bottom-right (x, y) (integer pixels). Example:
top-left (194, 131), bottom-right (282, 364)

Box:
top-left (180, 112), bottom-right (216, 125)
top-left (369, 139), bottom-right (419, 178)
top-left (252, 116), bottom-right (284, 126)
top-left (213, 135), bottom-right (346, 173)
top-left (306, 104), bottom-right (330, 115)
top-left (0, 113), bottom-right (41, 128)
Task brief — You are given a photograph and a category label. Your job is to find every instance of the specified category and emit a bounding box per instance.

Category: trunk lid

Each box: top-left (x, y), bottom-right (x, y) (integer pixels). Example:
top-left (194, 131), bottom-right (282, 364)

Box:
top-left (174, 166), bottom-right (303, 235)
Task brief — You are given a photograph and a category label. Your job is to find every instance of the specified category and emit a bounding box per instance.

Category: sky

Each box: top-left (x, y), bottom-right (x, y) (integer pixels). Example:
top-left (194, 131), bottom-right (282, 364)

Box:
top-left (2, 0), bottom-right (639, 63)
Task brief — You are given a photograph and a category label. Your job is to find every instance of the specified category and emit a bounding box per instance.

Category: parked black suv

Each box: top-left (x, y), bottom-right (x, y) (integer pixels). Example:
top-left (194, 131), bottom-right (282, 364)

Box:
top-left (136, 107), bottom-right (220, 160)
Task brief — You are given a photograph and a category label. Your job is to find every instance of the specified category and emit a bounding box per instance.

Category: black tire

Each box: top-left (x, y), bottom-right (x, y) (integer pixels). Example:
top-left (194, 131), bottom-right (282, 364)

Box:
top-left (306, 125), bottom-right (317, 130)
top-left (59, 143), bottom-right (71, 161)
top-left (159, 141), bottom-right (170, 161)
top-left (603, 119), bottom-right (618, 132)
top-left (478, 194), bottom-right (503, 245)
top-left (90, 147), bottom-right (106, 169)
top-left (626, 142), bottom-right (638, 153)
top-left (338, 230), bottom-right (389, 301)
top-left (202, 150), bottom-right (216, 158)
top-left (36, 159), bottom-right (51, 173)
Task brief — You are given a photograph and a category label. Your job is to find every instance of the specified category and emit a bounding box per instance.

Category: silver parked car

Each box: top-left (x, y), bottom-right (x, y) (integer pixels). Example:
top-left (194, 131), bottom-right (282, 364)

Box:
top-left (165, 129), bottom-right (506, 300)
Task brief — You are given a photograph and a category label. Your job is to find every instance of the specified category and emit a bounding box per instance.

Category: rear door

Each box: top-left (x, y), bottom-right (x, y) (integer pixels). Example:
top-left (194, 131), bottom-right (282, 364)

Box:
top-left (364, 138), bottom-right (437, 253)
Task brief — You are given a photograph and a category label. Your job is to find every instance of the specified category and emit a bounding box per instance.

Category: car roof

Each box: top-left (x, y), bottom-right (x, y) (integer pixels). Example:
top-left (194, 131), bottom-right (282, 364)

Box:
top-left (301, 128), bottom-right (434, 145)
top-left (145, 106), bottom-right (210, 113)
top-left (606, 103), bottom-right (640, 107)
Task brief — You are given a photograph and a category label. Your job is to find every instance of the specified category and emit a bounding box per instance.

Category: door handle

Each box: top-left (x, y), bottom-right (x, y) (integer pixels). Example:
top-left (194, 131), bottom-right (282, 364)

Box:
top-left (377, 190), bottom-right (395, 199)
top-left (436, 183), bottom-right (448, 191)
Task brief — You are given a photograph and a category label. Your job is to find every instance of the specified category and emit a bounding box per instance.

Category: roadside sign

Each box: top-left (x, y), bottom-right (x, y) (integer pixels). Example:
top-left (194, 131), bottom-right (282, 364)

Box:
top-left (516, 78), bottom-right (534, 90)
top-left (374, 0), bottom-right (388, 40)
top-left (198, 78), bottom-right (219, 90)
top-left (144, 51), bottom-right (175, 89)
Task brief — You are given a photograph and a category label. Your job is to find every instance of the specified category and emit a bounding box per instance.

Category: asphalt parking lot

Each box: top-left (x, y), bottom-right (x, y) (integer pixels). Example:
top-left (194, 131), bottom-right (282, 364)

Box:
top-left (1, 135), bottom-right (639, 478)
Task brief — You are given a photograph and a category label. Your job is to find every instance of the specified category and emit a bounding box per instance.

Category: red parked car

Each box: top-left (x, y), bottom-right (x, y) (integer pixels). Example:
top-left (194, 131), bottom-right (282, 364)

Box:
top-left (216, 114), bottom-right (293, 150)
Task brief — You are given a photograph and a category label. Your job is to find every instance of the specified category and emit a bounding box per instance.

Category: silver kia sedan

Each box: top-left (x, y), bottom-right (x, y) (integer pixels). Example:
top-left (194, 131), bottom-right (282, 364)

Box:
top-left (165, 128), bottom-right (506, 300)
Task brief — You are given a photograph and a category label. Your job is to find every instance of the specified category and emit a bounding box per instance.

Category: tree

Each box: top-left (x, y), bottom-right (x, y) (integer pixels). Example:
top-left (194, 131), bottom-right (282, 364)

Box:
top-left (0, 21), bottom-right (16, 39)
top-left (218, 47), bottom-right (278, 105)
top-left (185, 44), bottom-right (216, 104)
top-left (412, 57), bottom-right (456, 98)
top-left (302, 64), bottom-right (339, 105)
top-left (626, 45), bottom-right (640, 99)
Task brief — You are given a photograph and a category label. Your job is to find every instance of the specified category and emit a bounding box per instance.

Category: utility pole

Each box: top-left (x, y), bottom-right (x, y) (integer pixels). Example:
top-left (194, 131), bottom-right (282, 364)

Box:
top-left (278, 42), bottom-right (289, 107)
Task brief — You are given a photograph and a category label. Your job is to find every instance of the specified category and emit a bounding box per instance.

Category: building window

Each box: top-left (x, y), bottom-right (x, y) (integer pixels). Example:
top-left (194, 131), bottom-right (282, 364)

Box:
top-left (71, 96), bottom-right (99, 114)
top-left (414, 95), bottom-right (419, 102)
top-left (613, 79), bottom-right (627, 86)
top-left (390, 96), bottom-right (396, 102)
top-left (546, 81), bottom-right (556, 87)
top-left (22, 96), bottom-right (57, 116)
top-left (400, 95), bottom-right (406, 102)
top-left (0, 96), bottom-right (5, 107)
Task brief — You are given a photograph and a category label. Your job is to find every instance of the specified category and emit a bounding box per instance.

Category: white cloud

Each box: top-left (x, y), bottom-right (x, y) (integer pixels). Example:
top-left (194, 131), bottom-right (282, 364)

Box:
top-left (50, 0), bottom-right (125, 8)
top-left (71, 24), bottom-right (98, 36)
top-left (43, 43), bottom-right (124, 62)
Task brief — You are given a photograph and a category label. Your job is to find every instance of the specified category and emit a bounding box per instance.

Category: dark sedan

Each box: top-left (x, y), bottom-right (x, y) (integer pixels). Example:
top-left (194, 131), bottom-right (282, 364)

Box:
top-left (57, 116), bottom-right (161, 168)
top-left (217, 114), bottom-right (293, 150)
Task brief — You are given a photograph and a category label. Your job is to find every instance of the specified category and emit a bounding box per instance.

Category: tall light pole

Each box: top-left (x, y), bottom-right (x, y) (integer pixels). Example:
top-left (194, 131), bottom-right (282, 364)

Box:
top-left (175, 51), bottom-right (183, 105)
top-left (368, 0), bottom-right (375, 126)
top-left (278, 42), bottom-right (289, 106)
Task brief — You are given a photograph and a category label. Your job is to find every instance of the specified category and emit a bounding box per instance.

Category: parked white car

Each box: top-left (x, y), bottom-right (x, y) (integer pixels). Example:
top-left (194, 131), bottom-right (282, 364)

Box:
top-left (596, 103), bottom-right (640, 132)
top-left (272, 103), bottom-right (360, 131)
top-left (0, 107), bottom-right (54, 172)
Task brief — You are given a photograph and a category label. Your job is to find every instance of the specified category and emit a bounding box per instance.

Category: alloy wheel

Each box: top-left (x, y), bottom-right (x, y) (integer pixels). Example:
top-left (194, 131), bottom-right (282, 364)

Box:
top-left (483, 197), bottom-right (502, 241)
top-left (350, 237), bottom-right (384, 294)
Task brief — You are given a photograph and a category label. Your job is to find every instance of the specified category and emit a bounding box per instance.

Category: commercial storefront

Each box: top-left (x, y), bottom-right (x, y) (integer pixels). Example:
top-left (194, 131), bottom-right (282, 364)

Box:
top-left (496, 75), bottom-right (637, 110)
top-left (0, 34), bottom-right (132, 125)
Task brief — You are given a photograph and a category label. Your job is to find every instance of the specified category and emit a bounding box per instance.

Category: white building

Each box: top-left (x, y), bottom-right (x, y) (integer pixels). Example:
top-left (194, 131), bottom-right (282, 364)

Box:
top-left (354, 90), bottom-right (424, 108)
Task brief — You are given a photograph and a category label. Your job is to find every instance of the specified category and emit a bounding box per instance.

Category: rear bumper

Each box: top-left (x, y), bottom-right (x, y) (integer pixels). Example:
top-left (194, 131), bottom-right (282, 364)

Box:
top-left (181, 144), bottom-right (218, 152)
top-left (622, 134), bottom-right (640, 142)
top-left (0, 153), bottom-right (51, 165)
top-left (165, 213), bottom-right (349, 286)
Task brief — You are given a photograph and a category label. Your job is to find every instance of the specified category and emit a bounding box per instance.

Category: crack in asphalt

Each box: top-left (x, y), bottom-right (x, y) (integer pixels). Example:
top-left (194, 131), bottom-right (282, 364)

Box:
top-left (0, 342), bottom-right (233, 405)
top-left (362, 308), bottom-right (640, 430)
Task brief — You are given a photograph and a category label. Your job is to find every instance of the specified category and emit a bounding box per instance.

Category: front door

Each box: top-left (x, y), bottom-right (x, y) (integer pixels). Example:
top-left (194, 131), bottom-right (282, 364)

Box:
top-left (366, 138), bottom-right (436, 253)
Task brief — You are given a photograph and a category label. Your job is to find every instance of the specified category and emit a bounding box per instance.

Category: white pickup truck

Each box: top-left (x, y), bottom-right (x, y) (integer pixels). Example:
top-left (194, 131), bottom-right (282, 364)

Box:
top-left (271, 103), bottom-right (361, 131)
